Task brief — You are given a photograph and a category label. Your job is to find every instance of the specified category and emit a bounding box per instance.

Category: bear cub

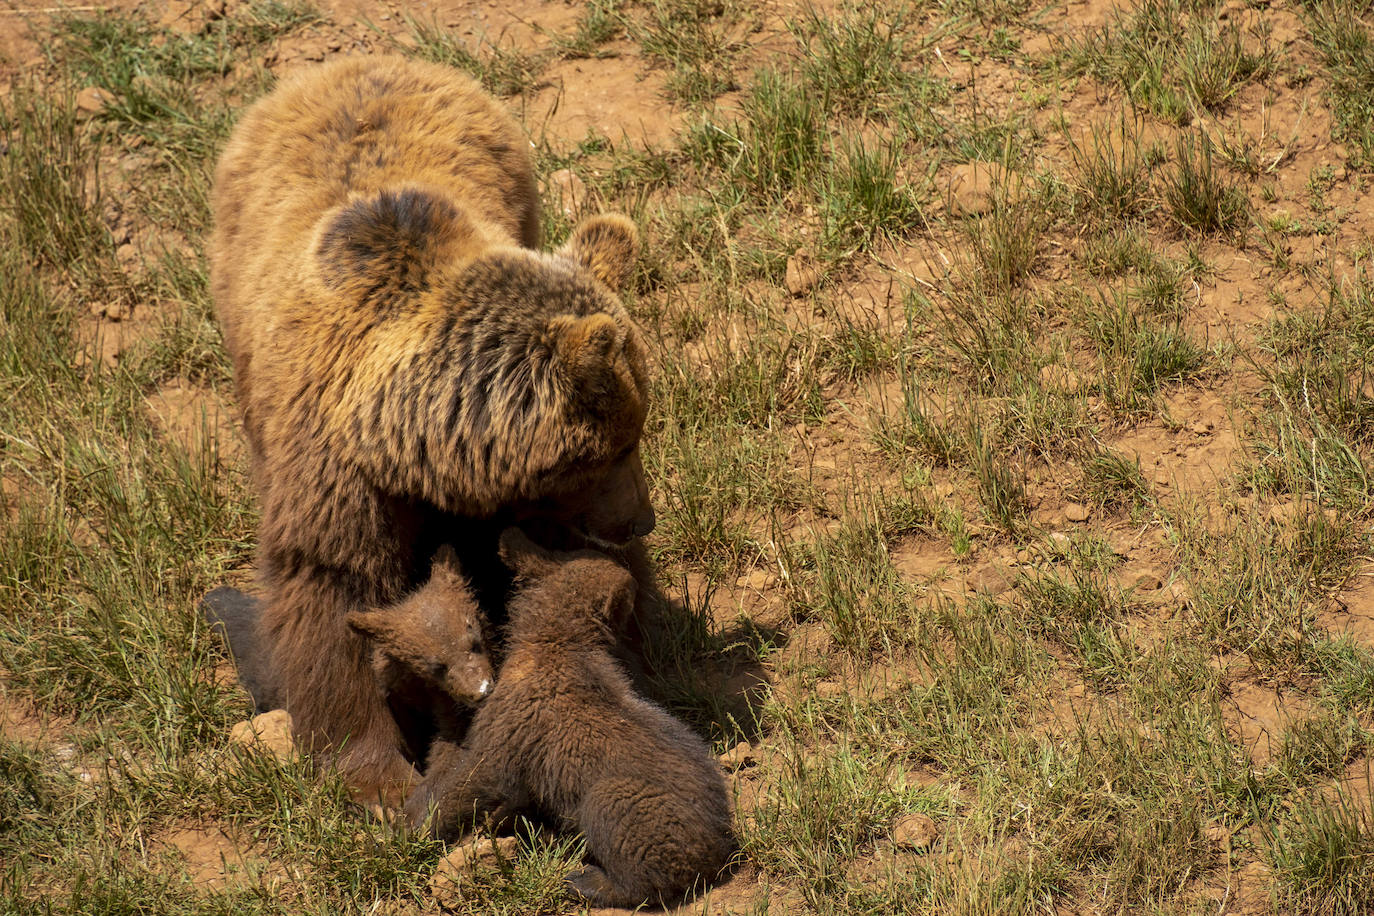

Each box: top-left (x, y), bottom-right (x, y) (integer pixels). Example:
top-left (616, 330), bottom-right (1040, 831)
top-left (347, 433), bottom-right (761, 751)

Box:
top-left (345, 546), bottom-right (494, 767)
top-left (403, 529), bottom-right (735, 908)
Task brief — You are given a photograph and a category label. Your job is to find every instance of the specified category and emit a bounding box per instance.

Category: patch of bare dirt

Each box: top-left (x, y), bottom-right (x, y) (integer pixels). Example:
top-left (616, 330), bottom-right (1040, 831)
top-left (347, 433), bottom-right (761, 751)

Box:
top-left (145, 382), bottom-right (245, 464)
top-left (525, 53), bottom-right (683, 148)
top-left (151, 822), bottom-right (280, 890)
top-left (73, 310), bottom-right (164, 370)
top-left (0, 679), bottom-right (64, 745)
top-left (1323, 567), bottom-right (1374, 647)
top-left (1222, 681), bottom-right (1315, 768)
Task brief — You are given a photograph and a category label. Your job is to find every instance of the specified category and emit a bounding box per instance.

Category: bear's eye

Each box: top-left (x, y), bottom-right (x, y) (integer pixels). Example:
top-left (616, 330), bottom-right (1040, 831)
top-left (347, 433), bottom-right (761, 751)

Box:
top-left (469, 641), bottom-right (484, 656)
top-left (429, 662), bottom-right (449, 680)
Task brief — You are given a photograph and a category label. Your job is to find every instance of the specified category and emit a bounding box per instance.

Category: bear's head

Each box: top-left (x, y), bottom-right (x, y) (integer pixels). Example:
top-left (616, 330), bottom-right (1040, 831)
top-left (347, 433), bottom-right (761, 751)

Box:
top-left (497, 527), bottom-right (637, 644)
top-left (315, 189), bottom-right (654, 546)
top-left (345, 545), bottom-right (494, 706)
top-left (451, 213), bottom-right (655, 547)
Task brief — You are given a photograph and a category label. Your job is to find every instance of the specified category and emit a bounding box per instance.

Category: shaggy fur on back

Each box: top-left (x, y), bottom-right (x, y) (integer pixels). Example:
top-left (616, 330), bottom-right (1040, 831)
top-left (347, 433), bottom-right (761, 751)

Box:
top-left (406, 529), bottom-right (735, 908)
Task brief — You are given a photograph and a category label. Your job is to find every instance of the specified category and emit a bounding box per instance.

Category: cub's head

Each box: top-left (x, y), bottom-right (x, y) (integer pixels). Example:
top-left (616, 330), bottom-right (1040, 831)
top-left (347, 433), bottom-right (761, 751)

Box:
top-left (497, 528), bottom-right (637, 643)
top-left (346, 546), bottom-right (494, 705)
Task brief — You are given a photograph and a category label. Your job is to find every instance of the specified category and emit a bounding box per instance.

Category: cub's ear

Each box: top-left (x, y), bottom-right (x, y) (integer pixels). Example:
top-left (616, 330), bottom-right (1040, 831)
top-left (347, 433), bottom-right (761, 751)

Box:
top-left (498, 528), bottom-right (558, 579)
top-left (315, 188), bottom-right (475, 290)
top-left (345, 609), bottom-right (398, 645)
top-left (430, 544), bottom-right (465, 582)
top-left (593, 572), bottom-right (637, 629)
top-left (558, 213), bottom-right (639, 291)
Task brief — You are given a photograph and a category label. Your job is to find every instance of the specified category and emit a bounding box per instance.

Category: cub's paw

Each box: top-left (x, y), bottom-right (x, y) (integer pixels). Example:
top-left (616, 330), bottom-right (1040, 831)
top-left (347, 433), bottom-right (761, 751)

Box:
top-left (564, 865), bottom-right (622, 906)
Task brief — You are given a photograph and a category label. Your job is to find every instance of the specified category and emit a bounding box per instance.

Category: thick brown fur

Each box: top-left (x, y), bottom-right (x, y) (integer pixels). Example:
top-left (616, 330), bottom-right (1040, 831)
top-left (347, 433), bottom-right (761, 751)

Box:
top-left (406, 530), bottom-right (735, 909)
top-left (345, 546), bottom-right (494, 767)
top-left (209, 55), bottom-right (653, 802)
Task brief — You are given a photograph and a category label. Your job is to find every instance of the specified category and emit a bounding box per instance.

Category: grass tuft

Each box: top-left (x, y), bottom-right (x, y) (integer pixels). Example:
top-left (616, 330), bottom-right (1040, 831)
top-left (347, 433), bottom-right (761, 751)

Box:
top-left (1163, 132), bottom-right (1250, 235)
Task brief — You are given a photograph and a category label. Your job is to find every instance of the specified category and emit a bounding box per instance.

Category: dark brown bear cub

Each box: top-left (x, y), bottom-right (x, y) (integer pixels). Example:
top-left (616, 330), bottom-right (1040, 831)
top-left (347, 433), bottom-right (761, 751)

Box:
top-left (404, 529), bottom-right (734, 908)
top-left (345, 546), bottom-right (494, 767)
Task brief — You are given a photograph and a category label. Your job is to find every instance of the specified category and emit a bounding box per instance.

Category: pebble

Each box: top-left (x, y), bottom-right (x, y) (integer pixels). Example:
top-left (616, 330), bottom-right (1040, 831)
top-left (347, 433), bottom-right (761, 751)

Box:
top-left (891, 812), bottom-right (939, 851)
top-left (785, 250), bottom-right (820, 297)
top-left (75, 87), bottom-right (113, 116)
top-left (229, 709), bottom-right (294, 759)
top-left (719, 741), bottom-right (756, 771)
top-left (1063, 502), bottom-right (1090, 523)
top-left (1134, 572), bottom-right (1163, 591)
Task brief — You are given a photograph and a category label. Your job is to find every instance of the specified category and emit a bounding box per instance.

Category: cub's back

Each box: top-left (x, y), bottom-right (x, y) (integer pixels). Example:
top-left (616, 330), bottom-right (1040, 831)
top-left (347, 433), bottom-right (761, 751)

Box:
top-left (503, 642), bottom-right (721, 810)
top-left (210, 55), bottom-right (539, 372)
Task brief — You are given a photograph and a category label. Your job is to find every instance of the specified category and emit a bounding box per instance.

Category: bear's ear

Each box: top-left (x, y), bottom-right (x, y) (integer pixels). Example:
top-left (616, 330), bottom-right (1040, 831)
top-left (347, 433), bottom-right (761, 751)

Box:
top-left (315, 188), bottom-right (475, 290)
top-left (547, 312), bottom-right (620, 380)
top-left (498, 527), bottom-right (558, 579)
top-left (346, 609), bottom-right (399, 646)
top-left (558, 213), bottom-right (639, 291)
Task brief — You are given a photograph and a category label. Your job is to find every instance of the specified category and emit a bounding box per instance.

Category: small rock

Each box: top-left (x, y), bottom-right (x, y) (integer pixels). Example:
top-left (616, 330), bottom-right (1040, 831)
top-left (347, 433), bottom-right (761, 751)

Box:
top-left (719, 741), bottom-right (756, 771)
top-left (1048, 531), bottom-right (1072, 550)
top-left (892, 812), bottom-right (939, 851)
top-left (435, 835), bottom-right (518, 878)
top-left (946, 161), bottom-right (1010, 217)
top-left (1133, 572), bottom-right (1163, 591)
top-left (75, 87), bottom-right (113, 116)
top-left (972, 562), bottom-right (1012, 596)
top-left (785, 249), bottom-right (820, 297)
top-left (736, 568), bottom-right (774, 591)
top-left (1205, 824), bottom-right (1232, 847)
top-left (1190, 420), bottom-right (1214, 435)
top-left (229, 709), bottom-right (294, 759)
top-left (104, 301), bottom-right (129, 323)
top-left (1063, 502), bottom-right (1090, 523)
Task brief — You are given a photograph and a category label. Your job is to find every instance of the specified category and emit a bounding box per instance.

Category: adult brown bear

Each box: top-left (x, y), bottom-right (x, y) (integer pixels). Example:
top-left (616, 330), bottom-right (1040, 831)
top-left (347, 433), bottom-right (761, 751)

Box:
top-left (209, 55), bottom-right (653, 804)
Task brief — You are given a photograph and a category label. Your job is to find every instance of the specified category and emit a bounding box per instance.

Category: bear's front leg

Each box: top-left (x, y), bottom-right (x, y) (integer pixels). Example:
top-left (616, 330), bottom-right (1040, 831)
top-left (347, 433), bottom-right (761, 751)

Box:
top-left (408, 738), bottom-right (524, 840)
top-left (258, 563), bottom-right (419, 807)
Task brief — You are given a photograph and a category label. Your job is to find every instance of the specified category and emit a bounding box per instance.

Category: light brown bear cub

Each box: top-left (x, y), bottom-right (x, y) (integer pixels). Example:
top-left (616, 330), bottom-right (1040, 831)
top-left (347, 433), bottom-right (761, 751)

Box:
top-left (210, 55), bottom-right (654, 803)
top-left (403, 529), bottom-right (735, 909)
top-left (345, 546), bottom-right (494, 768)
